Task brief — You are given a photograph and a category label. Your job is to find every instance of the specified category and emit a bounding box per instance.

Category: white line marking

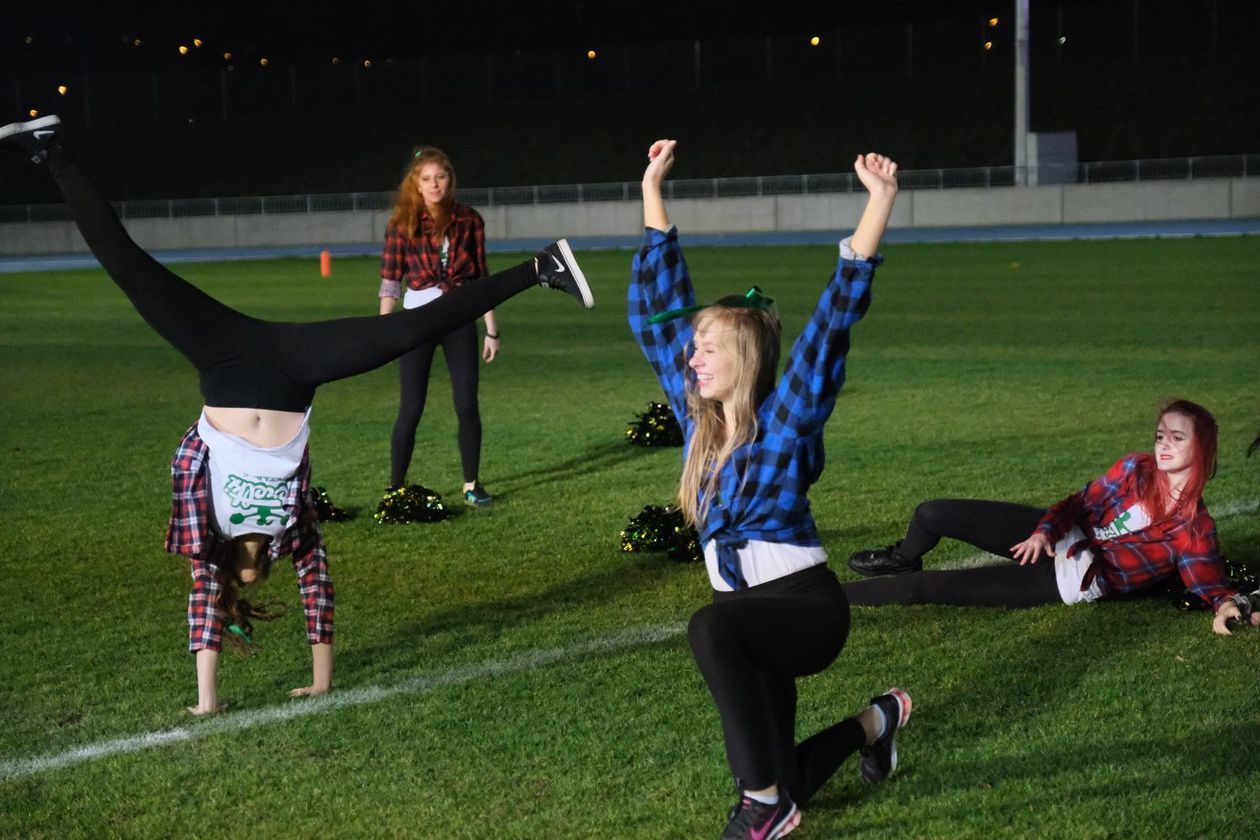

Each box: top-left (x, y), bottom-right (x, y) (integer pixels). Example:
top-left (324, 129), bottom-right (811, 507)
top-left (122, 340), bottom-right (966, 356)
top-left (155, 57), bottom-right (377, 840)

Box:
top-left (940, 499), bottom-right (1258, 569)
top-left (0, 622), bottom-right (687, 781)
top-left (5, 501), bottom-right (1256, 781)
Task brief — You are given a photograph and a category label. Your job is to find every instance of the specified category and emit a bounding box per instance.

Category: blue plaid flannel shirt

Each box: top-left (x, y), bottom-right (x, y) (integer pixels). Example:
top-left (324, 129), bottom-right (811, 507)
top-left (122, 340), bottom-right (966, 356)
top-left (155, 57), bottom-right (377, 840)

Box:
top-left (629, 226), bottom-right (880, 589)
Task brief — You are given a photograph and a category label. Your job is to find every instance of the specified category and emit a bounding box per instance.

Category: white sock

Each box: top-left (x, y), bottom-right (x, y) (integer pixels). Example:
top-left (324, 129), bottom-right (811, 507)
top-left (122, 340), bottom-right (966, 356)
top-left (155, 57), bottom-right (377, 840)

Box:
top-left (746, 789), bottom-right (779, 805)
top-left (870, 703), bottom-right (888, 740)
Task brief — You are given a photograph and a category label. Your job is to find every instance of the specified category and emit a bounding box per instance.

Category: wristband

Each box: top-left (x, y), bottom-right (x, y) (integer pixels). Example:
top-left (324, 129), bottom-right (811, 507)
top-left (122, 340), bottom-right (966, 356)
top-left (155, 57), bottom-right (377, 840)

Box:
top-left (485, 331), bottom-right (499, 340)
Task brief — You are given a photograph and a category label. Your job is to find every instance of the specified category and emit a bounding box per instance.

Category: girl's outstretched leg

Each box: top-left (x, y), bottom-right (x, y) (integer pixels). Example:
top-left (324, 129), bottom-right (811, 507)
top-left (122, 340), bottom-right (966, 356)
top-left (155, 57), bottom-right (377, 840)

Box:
top-left (266, 242), bottom-right (593, 389)
top-left (2, 116), bottom-right (250, 371)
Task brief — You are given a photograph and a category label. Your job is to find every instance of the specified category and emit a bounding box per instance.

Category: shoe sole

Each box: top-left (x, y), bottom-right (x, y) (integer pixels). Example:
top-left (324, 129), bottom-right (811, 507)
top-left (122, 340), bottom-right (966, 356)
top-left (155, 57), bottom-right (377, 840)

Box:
top-left (773, 804), bottom-right (801, 838)
top-left (0, 114), bottom-right (61, 141)
top-left (555, 238), bottom-right (594, 309)
top-left (861, 687), bottom-right (912, 783)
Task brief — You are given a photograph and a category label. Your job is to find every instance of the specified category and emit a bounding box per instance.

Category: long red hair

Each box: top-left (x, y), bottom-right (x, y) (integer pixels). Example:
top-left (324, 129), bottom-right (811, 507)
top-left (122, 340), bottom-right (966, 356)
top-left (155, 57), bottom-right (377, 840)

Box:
top-left (1138, 398), bottom-right (1217, 523)
top-left (388, 147), bottom-right (457, 240)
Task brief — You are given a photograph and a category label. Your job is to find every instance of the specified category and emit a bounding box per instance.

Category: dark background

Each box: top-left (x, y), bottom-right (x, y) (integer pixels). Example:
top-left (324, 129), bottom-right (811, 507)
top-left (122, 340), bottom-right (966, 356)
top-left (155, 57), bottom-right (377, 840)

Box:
top-left (4, 0), bottom-right (1258, 201)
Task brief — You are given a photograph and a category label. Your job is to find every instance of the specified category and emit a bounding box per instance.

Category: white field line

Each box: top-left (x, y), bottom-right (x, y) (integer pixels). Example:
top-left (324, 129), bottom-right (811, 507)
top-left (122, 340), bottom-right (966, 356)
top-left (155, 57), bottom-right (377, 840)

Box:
top-left (942, 498), bottom-right (1258, 569)
top-left (5, 500), bottom-right (1256, 782)
top-left (0, 622), bottom-right (687, 782)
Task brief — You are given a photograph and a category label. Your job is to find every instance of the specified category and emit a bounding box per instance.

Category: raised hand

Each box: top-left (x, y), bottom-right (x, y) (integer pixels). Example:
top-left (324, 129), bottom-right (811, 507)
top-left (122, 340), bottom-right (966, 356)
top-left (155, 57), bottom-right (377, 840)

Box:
top-left (644, 139), bottom-right (677, 186)
top-left (854, 152), bottom-right (898, 198)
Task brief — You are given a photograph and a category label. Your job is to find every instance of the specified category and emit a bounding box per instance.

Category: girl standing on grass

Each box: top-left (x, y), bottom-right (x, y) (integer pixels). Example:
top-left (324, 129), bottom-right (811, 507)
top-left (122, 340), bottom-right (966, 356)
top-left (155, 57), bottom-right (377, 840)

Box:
top-left (845, 399), bottom-right (1260, 634)
top-left (377, 148), bottom-right (511, 507)
top-left (0, 115), bottom-right (593, 715)
top-left (630, 139), bottom-right (910, 840)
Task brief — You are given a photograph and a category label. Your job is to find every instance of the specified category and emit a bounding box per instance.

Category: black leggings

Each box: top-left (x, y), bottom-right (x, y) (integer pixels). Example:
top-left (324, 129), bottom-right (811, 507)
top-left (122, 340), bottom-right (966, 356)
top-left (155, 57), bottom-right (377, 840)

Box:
top-left (687, 565), bottom-right (865, 804)
top-left (390, 321), bottom-right (481, 486)
top-left (843, 499), bottom-right (1062, 609)
top-left (47, 150), bottom-right (536, 411)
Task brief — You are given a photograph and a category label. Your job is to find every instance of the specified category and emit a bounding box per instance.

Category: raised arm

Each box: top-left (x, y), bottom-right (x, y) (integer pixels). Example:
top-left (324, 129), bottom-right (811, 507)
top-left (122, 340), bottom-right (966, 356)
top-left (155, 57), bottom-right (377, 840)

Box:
top-left (759, 153), bottom-right (897, 442)
top-left (850, 153), bottom-right (898, 259)
top-left (629, 139), bottom-right (694, 428)
top-left (642, 139), bottom-right (676, 231)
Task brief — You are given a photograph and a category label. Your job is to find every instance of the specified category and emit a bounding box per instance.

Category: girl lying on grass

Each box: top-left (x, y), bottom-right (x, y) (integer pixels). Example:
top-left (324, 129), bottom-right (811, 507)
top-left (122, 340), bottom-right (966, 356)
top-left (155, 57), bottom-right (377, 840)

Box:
top-left (1, 115), bottom-right (593, 715)
top-left (630, 138), bottom-right (909, 840)
top-left (846, 399), bottom-right (1259, 635)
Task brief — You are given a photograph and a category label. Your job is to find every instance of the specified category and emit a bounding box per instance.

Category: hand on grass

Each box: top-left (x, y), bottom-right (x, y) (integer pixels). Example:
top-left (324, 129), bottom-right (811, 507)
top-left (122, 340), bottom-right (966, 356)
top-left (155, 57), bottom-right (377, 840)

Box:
top-left (1210, 601), bottom-right (1260, 635)
top-left (289, 684), bottom-right (330, 698)
top-left (1010, 532), bottom-right (1052, 565)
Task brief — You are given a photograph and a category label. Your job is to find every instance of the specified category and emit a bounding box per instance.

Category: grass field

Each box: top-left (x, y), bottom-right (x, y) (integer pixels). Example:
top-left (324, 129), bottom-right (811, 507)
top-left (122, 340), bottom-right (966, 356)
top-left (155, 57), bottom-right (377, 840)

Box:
top-left (1, 236), bottom-right (1258, 838)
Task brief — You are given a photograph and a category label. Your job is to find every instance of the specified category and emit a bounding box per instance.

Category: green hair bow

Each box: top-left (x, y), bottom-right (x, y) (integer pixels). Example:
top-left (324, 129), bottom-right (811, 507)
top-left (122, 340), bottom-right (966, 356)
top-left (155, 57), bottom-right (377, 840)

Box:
top-left (647, 286), bottom-right (775, 325)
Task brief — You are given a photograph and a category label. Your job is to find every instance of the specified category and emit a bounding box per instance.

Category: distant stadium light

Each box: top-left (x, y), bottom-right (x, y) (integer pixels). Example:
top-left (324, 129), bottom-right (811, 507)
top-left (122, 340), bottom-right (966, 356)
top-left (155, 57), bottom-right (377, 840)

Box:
top-left (223, 52), bottom-right (232, 61)
top-left (179, 45), bottom-right (189, 55)
top-left (984, 41), bottom-right (993, 50)
top-left (331, 57), bottom-right (340, 64)
top-left (25, 36), bottom-right (34, 45)
top-left (363, 59), bottom-right (372, 68)
top-left (193, 38), bottom-right (203, 48)
top-left (57, 85), bottom-right (68, 95)
top-left (260, 57), bottom-right (269, 66)
top-left (1058, 35), bottom-right (1067, 45)
top-left (133, 38), bottom-right (142, 47)
top-left (29, 109), bottom-right (38, 117)
top-left (587, 50), bottom-right (597, 59)
top-left (810, 35), bottom-right (821, 46)
top-left (989, 17), bottom-right (999, 27)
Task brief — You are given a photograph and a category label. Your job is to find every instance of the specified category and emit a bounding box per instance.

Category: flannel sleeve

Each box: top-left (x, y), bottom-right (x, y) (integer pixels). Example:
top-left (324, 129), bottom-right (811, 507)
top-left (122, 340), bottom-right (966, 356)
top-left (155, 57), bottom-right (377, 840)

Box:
top-left (380, 224), bottom-right (405, 288)
top-left (628, 226), bottom-right (696, 430)
top-left (1174, 514), bottom-right (1234, 611)
top-left (187, 555), bottom-right (227, 652)
top-left (471, 210), bottom-right (489, 278)
top-left (1036, 455), bottom-right (1137, 543)
top-left (760, 239), bottom-right (879, 441)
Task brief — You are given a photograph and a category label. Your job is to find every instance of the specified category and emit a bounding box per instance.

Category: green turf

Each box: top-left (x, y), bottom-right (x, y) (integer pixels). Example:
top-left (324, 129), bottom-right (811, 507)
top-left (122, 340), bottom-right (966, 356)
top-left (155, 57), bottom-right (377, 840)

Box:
top-left (1, 237), bottom-right (1258, 838)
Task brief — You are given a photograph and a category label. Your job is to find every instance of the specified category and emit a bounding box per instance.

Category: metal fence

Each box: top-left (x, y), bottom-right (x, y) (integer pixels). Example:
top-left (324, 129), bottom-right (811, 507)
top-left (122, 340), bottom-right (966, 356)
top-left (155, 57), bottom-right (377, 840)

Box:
top-left (3, 153), bottom-right (1257, 224)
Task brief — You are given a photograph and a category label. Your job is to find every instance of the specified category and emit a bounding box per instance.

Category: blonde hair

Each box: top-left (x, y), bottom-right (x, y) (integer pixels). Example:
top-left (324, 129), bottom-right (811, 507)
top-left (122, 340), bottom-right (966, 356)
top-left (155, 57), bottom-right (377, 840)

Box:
top-left (388, 147), bottom-right (457, 240)
top-left (678, 305), bottom-right (781, 527)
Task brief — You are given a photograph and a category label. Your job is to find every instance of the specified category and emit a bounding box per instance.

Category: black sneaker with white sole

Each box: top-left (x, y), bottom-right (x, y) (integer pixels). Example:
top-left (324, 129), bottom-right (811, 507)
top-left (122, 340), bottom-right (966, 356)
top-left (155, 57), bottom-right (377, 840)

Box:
top-left (536, 239), bottom-right (594, 308)
top-left (0, 115), bottom-right (62, 165)
top-left (859, 687), bottom-right (912, 783)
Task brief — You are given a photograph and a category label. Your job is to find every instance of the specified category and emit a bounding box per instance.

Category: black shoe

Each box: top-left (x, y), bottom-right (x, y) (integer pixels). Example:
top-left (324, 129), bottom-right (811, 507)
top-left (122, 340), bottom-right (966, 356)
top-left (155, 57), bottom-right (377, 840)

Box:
top-left (463, 482), bottom-right (494, 507)
top-left (848, 544), bottom-right (921, 577)
top-left (720, 791), bottom-right (799, 840)
top-left (0, 115), bottom-right (61, 165)
top-left (859, 688), bottom-right (912, 783)
top-left (536, 239), bottom-right (594, 308)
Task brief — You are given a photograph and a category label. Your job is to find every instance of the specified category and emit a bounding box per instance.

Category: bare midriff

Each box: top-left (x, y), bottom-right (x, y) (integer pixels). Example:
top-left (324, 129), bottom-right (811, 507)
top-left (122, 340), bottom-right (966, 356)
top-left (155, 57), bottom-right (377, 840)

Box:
top-left (202, 406), bottom-right (307, 449)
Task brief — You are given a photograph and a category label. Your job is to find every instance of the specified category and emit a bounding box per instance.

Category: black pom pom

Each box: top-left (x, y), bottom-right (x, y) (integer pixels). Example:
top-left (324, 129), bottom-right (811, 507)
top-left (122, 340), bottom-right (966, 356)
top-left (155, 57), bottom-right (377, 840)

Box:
top-left (374, 484), bottom-right (452, 524)
top-left (311, 486), bottom-right (354, 522)
top-left (625, 402), bottom-right (683, 447)
top-left (1172, 553), bottom-right (1258, 610)
top-left (620, 504), bottom-right (702, 563)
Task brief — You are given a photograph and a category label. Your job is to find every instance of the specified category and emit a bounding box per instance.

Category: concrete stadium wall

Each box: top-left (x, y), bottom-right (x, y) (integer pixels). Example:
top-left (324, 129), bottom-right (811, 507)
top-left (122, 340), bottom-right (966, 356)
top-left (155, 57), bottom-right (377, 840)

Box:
top-left (2, 177), bottom-right (1258, 258)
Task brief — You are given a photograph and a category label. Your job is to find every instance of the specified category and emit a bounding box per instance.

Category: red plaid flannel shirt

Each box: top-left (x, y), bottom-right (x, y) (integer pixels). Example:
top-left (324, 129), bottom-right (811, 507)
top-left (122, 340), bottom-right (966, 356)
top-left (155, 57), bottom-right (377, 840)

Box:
top-left (166, 423), bottom-right (334, 652)
top-left (380, 203), bottom-right (488, 294)
top-left (1036, 453), bottom-right (1234, 609)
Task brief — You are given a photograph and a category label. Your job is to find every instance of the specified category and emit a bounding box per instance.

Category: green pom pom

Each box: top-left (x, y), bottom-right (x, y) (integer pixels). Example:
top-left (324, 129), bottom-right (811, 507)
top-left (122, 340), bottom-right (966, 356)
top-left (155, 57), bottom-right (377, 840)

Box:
top-left (373, 485), bottom-right (451, 524)
top-left (619, 504), bottom-right (702, 563)
top-left (311, 486), bottom-right (354, 522)
top-left (625, 402), bottom-right (683, 447)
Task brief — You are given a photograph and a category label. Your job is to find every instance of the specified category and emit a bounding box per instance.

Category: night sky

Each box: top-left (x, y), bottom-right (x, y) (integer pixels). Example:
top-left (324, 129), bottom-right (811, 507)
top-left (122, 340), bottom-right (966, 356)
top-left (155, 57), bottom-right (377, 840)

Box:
top-left (6, 1), bottom-right (1008, 74)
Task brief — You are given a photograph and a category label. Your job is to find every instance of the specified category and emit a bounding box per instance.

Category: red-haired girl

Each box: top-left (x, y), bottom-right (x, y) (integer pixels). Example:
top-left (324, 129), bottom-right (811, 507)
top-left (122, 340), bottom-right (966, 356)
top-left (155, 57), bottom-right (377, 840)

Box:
top-left (377, 147), bottom-right (520, 505)
top-left (847, 399), bottom-right (1258, 635)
